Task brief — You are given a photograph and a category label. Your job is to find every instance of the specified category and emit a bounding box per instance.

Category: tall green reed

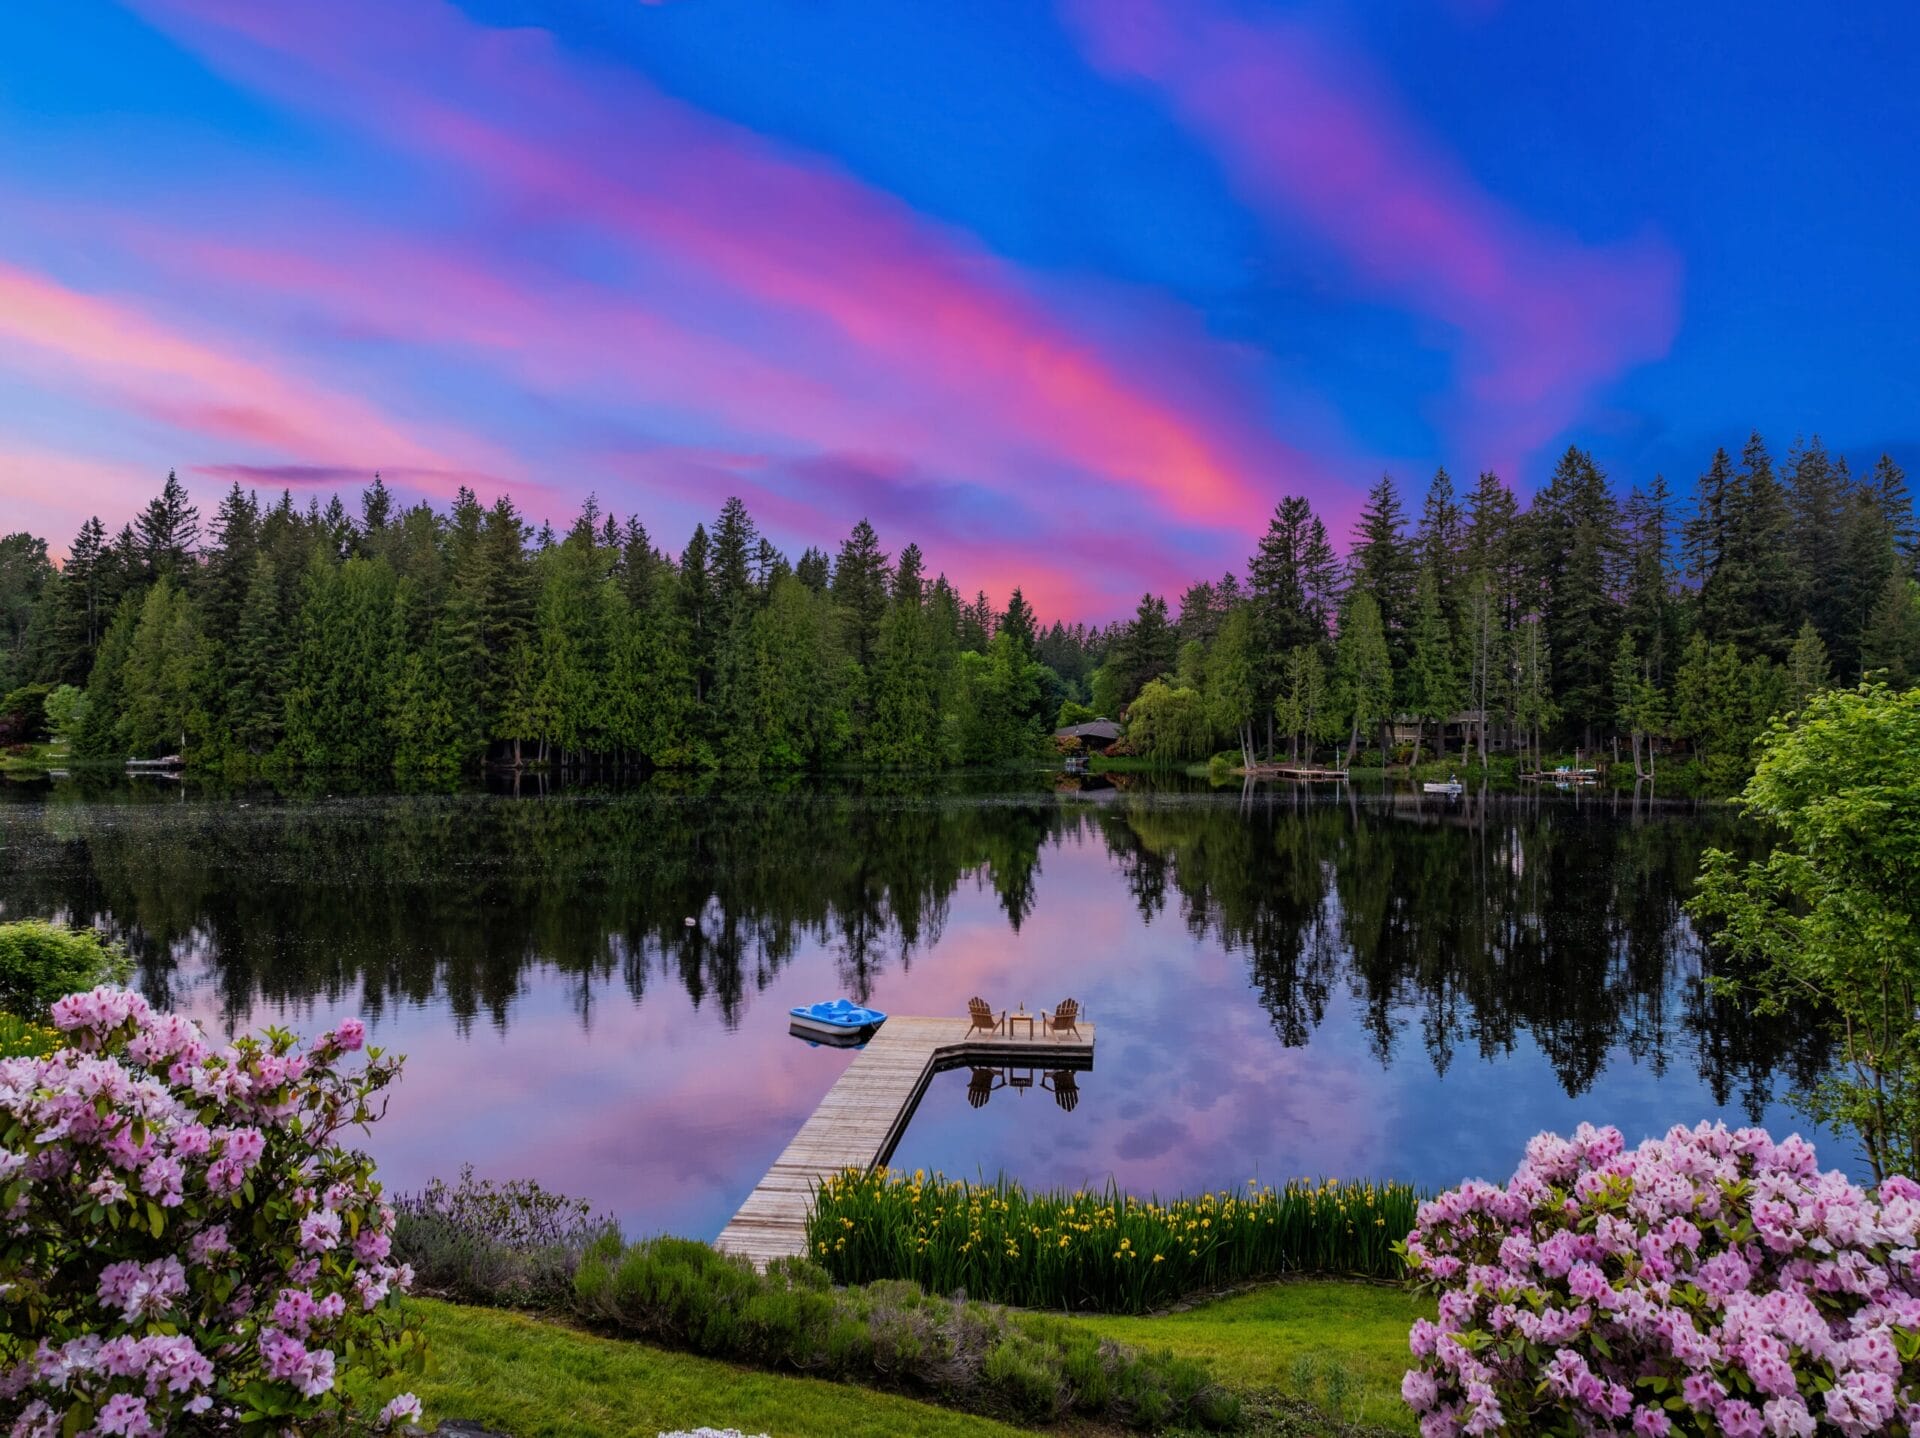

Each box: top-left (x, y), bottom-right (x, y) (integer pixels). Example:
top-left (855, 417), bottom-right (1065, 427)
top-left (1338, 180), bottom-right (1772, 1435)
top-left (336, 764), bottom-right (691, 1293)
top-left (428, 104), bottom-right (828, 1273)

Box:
top-left (807, 1169), bottom-right (1421, 1313)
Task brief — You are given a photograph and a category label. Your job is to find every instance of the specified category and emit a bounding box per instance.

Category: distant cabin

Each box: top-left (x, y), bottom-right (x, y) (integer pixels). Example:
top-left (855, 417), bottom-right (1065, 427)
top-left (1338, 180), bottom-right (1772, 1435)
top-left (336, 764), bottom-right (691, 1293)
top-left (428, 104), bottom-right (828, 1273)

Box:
top-left (1054, 719), bottom-right (1123, 746)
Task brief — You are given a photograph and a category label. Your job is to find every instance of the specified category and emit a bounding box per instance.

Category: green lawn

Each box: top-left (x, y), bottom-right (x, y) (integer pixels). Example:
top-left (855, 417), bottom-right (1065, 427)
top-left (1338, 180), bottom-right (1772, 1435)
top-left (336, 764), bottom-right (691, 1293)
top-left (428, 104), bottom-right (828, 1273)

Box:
top-left (406, 1280), bottom-right (1429, 1437)
top-left (1072, 1281), bottom-right (1432, 1435)
top-left (408, 1299), bottom-right (1041, 1438)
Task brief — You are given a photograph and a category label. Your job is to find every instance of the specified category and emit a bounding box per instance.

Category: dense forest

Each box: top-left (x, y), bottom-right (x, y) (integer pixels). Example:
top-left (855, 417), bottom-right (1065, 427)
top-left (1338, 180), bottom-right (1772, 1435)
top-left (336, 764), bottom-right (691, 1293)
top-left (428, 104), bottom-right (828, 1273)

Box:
top-left (0, 432), bottom-right (1915, 783)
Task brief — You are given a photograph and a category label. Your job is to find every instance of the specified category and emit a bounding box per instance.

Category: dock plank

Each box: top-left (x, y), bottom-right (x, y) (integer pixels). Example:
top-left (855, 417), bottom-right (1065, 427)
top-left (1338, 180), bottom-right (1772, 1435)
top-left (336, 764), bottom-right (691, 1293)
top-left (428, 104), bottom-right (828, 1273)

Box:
top-left (713, 1015), bottom-right (1094, 1265)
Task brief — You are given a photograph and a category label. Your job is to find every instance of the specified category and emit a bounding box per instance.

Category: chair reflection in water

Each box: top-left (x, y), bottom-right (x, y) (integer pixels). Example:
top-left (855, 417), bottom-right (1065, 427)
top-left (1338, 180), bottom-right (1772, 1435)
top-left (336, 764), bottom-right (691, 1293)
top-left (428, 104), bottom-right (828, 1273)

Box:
top-left (966, 1067), bottom-right (1004, 1108)
top-left (963, 1065), bottom-right (1081, 1112)
top-left (1041, 1069), bottom-right (1080, 1112)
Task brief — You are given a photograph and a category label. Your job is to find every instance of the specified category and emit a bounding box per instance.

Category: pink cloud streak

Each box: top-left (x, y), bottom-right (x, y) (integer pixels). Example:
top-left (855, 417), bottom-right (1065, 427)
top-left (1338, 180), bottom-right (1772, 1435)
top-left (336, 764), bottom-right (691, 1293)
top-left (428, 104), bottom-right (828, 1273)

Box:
top-left (1062, 0), bottom-right (1681, 472)
top-left (0, 261), bottom-right (512, 499)
top-left (126, 0), bottom-right (1338, 531)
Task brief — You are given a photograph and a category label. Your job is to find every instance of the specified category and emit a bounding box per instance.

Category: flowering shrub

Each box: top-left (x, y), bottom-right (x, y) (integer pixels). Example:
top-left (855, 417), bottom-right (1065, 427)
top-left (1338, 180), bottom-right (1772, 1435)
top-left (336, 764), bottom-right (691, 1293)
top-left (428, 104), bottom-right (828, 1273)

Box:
top-left (1400, 1121), bottom-right (1920, 1437)
top-left (0, 988), bottom-right (424, 1434)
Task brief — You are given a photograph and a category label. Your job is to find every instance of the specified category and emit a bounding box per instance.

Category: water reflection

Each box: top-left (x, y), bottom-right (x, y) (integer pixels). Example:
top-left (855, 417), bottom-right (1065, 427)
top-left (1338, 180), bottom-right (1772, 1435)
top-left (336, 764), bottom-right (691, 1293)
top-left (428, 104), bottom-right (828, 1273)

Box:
top-left (0, 778), bottom-right (1843, 1235)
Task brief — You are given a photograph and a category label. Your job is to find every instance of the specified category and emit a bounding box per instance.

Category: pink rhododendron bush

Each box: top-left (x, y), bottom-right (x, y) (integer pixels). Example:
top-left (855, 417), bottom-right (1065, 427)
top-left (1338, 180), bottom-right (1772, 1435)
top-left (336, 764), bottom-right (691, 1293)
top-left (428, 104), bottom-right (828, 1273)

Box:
top-left (1399, 1122), bottom-right (1920, 1437)
top-left (0, 988), bottom-right (424, 1435)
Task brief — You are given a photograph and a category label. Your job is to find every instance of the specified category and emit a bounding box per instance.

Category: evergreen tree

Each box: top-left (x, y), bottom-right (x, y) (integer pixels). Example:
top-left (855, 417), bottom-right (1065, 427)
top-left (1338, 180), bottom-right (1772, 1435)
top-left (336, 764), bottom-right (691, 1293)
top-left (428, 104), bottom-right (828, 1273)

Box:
top-left (117, 578), bottom-right (205, 759)
top-left (1511, 616), bottom-right (1557, 773)
top-left (1111, 593), bottom-right (1177, 707)
top-left (73, 596), bottom-right (139, 761)
top-left (45, 516), bottom-right (109, 684)
top-left (135, 471), bottom-right (201, 579)
top-left (1860, 577), bottom-right (1920, 687)
top-left (1788, 437), bottom-right (1850, 655)
top-left (1247, 495), bottom-right (1337, 751)
top-left (709, 496), bottom-right (760, 632)
top-left (1347, 474), bottom-right (1415, 672)
top-left (1274, 644), bottom-right (1331, 764)
top-left (228, 553), bottom-right (291, 759)
top-left (1621, 476), bottom-right (1679, 685)
top-left (1333, 592), bottom-right (1392, 764)
top-left (361, 473), bottom-right (394, 537)
top-left (831, 519), bottom-right (890, 667)
top-left (1203, 605), bottom-right (1258, 768)
top-left (1531, 446), bottom-right (1621, 746)
top-left (1784, 618), bottom-right (1833, 713)
top-left (999, 587), bottom-right (1037, 652)
top-left (1406, 562), bottom-right (1461, 765)
top-left (794, 546), bottom-right (831, 593)
top-left (0, 532), bottom-right (52, 692)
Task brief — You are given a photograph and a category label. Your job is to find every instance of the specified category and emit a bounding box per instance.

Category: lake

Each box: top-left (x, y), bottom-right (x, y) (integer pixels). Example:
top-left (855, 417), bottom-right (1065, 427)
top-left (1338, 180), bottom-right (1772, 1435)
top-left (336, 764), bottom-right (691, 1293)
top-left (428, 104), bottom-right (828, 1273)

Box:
top-left (0, 775), bottom-right (1847, 1238)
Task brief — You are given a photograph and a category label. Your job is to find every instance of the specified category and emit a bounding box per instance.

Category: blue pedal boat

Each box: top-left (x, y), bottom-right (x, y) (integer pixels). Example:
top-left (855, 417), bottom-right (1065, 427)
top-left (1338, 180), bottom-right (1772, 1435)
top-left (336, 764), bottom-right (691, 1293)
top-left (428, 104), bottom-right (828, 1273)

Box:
top-left (789, 997), bottom-right (887, 1043)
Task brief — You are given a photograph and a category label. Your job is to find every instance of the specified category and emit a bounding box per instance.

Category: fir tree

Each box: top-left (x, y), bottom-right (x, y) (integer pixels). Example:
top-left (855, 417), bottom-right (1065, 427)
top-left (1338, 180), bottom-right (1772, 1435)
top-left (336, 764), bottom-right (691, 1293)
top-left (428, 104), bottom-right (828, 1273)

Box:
top-left (831, 519), bottom-right (890, 667)
top-left (1860, 577), bottom-right (1920, 687)
top-left (135, 471), bottom-right (201, 579)
top-left (1347, 474), bottom-right (1415, 671)
top-left (1333, 591), bottom-right (1392, 764)
top-left (1784, 618), bottom-right (1832, 713)
top-left (998, 587), bottom-right (1037, 652)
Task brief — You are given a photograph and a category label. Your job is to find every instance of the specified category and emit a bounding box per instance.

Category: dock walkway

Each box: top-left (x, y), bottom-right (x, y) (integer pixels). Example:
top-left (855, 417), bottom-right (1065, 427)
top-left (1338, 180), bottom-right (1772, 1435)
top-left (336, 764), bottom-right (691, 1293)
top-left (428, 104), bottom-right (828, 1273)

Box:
top-left (714, 1015), bottom-right (1095, 1266)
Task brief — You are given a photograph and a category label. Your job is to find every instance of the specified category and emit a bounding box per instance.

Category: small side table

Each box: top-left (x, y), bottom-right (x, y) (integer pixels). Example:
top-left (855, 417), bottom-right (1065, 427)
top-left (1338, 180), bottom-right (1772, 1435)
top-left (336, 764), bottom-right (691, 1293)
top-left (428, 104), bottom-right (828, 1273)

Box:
top-left (1007, 1012), bottom-right (1036, 1039)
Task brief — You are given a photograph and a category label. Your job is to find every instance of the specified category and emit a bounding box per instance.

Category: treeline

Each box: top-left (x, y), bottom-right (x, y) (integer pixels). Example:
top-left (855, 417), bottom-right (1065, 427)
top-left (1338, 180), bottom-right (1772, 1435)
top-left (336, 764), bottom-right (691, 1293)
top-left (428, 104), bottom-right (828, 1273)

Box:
top-left (1111, 436), bottom-right (1919, 787)
top-left (0, 430), bottom-right (1915, 782)
top-left (0, 477), bottom-right (1095, 774)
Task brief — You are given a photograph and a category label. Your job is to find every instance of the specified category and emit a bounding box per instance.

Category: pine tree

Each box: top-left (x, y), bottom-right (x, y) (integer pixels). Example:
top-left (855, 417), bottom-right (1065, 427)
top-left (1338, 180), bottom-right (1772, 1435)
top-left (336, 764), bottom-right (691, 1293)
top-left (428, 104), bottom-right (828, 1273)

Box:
top-left (361, 473), bottom-right (394, 537)
top-left (1787, 437), bottom-right (1849, 654)
top-left (1621, 476), bottom-right (1679, 684)
top-left (1333, 592), bottom-right (1392, 764)
top-left (831, 520), bottom-right (890, 667)
top-left (73, 596), bottom-right (139, 761)
top-left (1347, 474), bottom-right (1415, 672)
top-left (709, 496), bottom-right (760, 632)
top-left (1532, 447), bottom-right (1621, 746)
top-left (794, 547), bottom-right (831, 593)
top-left (1510, 617), bottom-right (1556, 774)
top-left (1860, 576), bottom-right (1920, 687)
top-left (228, 553), bottom-right (290, 758)
top-left (135, 471), bottom-right (201, 579)
top-left (46, 516), bottom-right (108, 684)
top-left (1784, 618), bottom-right (1832, 713)
top-left (1406, 562), bottom-right (1461, 764)
top-left (1274, 644), bottom-right (1330, 764)
top-left (1111, 593), bottom-right (1176, 707)
top-left (999, 587), bottom-right (1037, 652)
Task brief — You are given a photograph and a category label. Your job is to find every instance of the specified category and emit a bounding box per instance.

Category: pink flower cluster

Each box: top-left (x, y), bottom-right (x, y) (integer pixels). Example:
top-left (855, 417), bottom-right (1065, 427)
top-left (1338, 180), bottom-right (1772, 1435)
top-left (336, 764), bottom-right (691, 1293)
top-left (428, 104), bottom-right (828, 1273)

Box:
top-left (0, 987), bottom-right (421, 1435)
top-left (1401, 1122), bottom-right (1920, 1437)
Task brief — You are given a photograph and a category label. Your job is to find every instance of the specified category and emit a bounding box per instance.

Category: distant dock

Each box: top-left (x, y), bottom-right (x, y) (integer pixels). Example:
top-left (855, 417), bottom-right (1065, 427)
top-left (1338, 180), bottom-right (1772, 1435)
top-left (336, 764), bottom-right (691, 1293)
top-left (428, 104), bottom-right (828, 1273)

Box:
top-left (1241, 764), bottom-right (1349, 781)
top-left (715, 1015), bottom-right (1096, 1267)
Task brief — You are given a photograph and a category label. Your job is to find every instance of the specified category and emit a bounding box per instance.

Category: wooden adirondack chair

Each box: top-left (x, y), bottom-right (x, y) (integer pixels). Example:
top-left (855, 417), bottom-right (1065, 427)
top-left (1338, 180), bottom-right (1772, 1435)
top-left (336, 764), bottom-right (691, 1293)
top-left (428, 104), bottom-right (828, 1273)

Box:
top-left (966, 996), bottom-right (1005, 1037)
top-left (1041, 998), bottom-right (1082, 1038)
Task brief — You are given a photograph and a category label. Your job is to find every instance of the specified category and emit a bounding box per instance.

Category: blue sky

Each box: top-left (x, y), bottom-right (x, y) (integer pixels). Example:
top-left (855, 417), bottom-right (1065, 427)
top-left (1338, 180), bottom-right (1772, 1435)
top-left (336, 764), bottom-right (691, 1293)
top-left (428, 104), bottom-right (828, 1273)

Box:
top-left (2, 1), bottom-right (1915, 617)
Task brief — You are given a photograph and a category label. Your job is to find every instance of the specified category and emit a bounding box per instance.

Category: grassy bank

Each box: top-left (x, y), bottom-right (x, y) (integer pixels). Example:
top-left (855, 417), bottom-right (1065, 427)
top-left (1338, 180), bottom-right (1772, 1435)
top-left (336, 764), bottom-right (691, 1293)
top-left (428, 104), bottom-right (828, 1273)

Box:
top-left (407, 1298), bottom-right (1036, 1438)
top-left (1073, 1283), bottom-right (1431, 1436)
top-left (406, 1282), bottom-right (1426, 1437)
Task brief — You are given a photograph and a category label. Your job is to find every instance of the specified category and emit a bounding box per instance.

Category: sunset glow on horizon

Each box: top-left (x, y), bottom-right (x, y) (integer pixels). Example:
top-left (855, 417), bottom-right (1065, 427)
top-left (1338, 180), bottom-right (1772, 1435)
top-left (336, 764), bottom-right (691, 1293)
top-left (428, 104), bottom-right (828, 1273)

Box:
top-left (5, 2), bottom-right (1916, 620)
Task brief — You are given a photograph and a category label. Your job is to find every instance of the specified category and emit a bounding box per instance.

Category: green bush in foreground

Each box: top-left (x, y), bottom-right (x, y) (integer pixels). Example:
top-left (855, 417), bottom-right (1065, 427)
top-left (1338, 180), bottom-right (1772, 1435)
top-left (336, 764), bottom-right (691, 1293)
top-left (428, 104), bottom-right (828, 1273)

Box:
top-left (572, 1234), bottom-right (1240, 1431)
top-left (808, 1170), bottom-right (1420, 1313)
top-left (0, 919), bottom-right (130, 1018)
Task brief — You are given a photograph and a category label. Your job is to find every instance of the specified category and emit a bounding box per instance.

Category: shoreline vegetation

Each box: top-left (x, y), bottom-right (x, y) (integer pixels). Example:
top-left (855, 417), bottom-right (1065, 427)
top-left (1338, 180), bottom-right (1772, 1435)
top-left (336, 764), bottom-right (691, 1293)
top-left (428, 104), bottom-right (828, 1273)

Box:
top-left (0, 436), bottom-right (1914, 792)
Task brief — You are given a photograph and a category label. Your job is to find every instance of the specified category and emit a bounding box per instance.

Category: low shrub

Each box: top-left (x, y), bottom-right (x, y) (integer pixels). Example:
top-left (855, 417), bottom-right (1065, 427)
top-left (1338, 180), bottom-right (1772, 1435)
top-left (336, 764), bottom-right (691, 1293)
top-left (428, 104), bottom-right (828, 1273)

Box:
top-left (0, 918), bottom-right (132, 1018)
top-left (808, 1170), bottom-right (1420, 1312)
top-left (394, 1164), bottom-right (616, 1310)
top-left (1400, 1121), bottom-right (1920, 1436)
top-left (0, 988), bottom-right (424, 1433)
top-left (573, 1233), bottom-right (1240, 1430)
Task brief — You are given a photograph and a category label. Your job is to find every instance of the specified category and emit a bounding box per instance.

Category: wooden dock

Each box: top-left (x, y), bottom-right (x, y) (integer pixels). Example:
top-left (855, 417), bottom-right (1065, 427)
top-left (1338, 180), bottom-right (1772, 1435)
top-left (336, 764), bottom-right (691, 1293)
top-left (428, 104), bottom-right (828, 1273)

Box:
top-left (714, 1015), bottom-right (1095, 1267)
top-left (1241, 764), bottom-right (1349, 781)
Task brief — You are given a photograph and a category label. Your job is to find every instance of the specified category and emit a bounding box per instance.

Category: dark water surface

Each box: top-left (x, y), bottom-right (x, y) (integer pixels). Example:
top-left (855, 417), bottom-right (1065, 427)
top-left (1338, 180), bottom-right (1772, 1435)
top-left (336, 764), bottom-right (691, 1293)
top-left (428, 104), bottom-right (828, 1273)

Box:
top-left (0, 776), bottom-right (1846, 1237)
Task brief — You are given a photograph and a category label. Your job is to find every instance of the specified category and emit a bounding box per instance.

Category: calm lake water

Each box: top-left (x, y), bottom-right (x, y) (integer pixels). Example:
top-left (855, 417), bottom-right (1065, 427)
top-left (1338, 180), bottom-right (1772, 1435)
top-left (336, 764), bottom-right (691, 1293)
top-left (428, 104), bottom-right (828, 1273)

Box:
top-left (0, 775), bottom-right (1849, 1238)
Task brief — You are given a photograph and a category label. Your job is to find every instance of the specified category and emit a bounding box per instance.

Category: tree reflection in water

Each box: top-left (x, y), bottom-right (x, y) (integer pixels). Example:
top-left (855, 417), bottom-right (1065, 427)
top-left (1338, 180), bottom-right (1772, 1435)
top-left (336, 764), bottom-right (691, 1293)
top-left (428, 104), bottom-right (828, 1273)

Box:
top-left (0, 776), bottom-right (1823, 1119)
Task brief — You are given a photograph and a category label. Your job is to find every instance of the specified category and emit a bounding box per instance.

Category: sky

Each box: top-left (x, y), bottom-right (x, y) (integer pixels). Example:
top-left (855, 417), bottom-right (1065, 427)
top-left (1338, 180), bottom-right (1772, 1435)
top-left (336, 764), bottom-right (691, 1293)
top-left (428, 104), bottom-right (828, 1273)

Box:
top-left (3, 2), bottom-right (1918, 621)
